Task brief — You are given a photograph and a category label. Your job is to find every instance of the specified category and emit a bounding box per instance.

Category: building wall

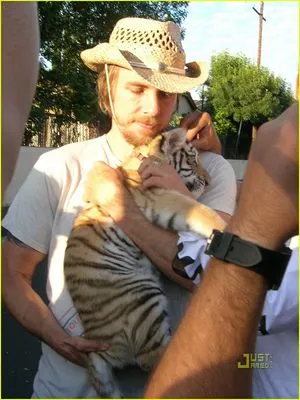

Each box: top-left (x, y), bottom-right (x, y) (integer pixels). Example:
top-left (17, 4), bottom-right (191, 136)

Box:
top-left (228, 159), bottom-right (247, 180)
top-left (3, 146), bottom-right (247, 206)
top-left (177, 94), bottom-right (197, 115)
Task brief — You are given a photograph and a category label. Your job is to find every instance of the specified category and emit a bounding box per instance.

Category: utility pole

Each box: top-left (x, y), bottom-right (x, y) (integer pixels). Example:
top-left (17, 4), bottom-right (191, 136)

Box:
top-left (253, 2), bottom-right (266, 66)
top-left (252, 2), bottom-right (266, 141)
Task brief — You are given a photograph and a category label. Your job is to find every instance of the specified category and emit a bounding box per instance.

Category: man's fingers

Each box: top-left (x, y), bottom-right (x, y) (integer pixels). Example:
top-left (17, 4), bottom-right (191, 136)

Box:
top-left (63, 336), bottom-right (110, 352)
top-left (140, 165), bottom-right (165, 181)
top-left (184, 119), bottom-right (212, 142)
top-left (139, 168), bottom-right (153, 181)
top-left (138, 157), bottom-right (164, 174)
top-left (139, 158), bottom-right (168, 178)
top-left (190, 126), bottom-right (211, 150)
top-left (186, 125), bottom-right (208, 142)
top-left (142, 176), bottom-right (166, 190)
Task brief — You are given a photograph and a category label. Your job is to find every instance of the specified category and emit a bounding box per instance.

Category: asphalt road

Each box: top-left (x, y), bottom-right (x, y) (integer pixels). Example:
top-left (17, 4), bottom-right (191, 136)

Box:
top-left (2, 237), bottom-right (48, 399)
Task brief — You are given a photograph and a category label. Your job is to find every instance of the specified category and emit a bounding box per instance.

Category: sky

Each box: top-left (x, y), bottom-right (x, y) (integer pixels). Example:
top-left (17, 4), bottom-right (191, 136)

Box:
top-left (182, 1), bottom-right (298, 98)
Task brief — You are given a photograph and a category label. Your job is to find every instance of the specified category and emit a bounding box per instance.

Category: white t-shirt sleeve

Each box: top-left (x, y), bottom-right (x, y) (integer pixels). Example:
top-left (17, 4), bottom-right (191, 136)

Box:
top-left (2, 153), bottom-right (61, 254)
top-left (177, 153), bottom-right (237, 283)
top-left (176, 233), bottom-right (210, 285)
top-left (198, 153), bottom-right (237, 216)
top-left (260, 246), bottom-right (298, 333)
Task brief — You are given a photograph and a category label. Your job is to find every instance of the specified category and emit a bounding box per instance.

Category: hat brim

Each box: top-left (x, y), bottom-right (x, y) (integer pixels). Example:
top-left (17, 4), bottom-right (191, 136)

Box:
top-left (80, 43), bottom-right (208, 93)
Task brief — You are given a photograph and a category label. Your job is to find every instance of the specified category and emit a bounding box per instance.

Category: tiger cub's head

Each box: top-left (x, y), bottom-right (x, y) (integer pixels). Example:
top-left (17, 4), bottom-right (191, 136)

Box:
top-left (161, 128), bottom-right (210, 198)
top-left (125, 128), bottom-right (210, 199)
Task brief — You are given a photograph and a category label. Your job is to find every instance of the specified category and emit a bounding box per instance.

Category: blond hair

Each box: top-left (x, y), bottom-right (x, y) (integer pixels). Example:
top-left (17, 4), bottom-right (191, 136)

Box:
top-left (96, 65), bottom-right (120, 117)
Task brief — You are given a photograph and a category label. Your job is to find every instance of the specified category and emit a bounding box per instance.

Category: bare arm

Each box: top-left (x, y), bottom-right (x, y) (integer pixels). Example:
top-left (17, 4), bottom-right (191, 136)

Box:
top-left (145, 259), bottom-right (267, 398)
top-left (2, 239), bottom-right (108, 365)
top-left (2, 2), bottom-right (40, 194)
top-left (145, 102), bottom-right (298, 398)
top-left (117, 205), bottom-right (230, 292)
top-left (117, 206), bottom-right (195, 291)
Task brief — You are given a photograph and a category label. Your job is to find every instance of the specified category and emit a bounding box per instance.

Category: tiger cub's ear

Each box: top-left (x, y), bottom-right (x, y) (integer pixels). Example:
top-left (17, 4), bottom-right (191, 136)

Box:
top-left (161, 128), bottom-right (187, 154)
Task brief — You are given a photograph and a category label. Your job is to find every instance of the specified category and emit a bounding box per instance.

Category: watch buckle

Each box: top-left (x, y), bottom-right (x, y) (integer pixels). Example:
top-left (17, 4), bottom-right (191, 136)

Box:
top-left (206, 230), bottom-right (235, 260)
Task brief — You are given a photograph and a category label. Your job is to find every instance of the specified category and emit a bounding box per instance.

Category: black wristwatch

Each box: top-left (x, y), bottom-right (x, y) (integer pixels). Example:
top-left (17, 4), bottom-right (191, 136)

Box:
top-left (205, 230), bottom-right (292, 290)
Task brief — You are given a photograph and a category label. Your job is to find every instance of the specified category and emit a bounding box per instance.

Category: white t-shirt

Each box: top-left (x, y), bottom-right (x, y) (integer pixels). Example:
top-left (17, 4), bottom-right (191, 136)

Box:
top-left (253, 245), bottom-right (298, 399)
top-left (3, 136), bottom-right (236, 398)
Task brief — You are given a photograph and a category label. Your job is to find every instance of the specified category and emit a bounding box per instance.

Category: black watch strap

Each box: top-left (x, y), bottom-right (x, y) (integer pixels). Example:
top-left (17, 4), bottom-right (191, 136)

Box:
top-left (205, 230), bottom-right (292, 290)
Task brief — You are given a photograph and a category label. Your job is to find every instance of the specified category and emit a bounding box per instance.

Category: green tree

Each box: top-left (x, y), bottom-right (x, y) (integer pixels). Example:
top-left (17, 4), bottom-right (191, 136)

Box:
top-left (26, 1), bottom-right (188, 146)
top-left (201, 51), bottom-right (294, 158)
top-left (209, 52), bottom-right (293, 125)
top-left (213, 110), bottom-right (236, 137)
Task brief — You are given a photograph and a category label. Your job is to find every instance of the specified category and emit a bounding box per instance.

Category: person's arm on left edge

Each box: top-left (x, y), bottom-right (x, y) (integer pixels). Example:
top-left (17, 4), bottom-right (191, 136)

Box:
top-left (2, 2), bottom-right (40, 194)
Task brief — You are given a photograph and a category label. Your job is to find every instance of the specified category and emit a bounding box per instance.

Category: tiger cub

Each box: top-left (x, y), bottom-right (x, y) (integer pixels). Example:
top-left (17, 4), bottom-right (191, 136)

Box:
top-left (64, 128), bottom-right (225, 398)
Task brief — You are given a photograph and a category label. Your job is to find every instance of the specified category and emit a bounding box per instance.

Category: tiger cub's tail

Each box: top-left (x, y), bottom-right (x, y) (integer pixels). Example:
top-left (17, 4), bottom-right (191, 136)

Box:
top-left (85, 352), bottom-right (122, 398)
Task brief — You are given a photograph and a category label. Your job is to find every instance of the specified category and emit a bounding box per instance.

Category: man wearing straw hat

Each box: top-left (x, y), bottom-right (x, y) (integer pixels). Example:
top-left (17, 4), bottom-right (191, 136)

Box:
top-left (2, 17), bottom-right (236, 398)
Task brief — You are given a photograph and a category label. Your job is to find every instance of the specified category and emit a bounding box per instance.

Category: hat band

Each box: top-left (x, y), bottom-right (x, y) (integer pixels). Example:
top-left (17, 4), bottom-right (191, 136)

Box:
top-left (128, 61), bottom-right (185, 76)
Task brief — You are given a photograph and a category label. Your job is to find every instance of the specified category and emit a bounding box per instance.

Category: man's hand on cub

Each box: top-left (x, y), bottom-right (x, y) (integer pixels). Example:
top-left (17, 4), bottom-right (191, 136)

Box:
top-left (138, 157), bottom-right (194, 198)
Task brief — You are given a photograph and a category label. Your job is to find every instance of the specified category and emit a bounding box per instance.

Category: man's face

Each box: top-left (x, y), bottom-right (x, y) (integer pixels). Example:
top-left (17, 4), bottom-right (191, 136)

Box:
top-left (111, 68), bottom-right (177, 146)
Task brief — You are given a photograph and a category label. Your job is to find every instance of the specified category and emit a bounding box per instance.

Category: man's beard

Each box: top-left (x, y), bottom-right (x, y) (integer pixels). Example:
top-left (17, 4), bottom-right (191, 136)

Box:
top-left (121, 116), bottom-right (165, 147)
top-left (122, 130), bottom-right (155, 147)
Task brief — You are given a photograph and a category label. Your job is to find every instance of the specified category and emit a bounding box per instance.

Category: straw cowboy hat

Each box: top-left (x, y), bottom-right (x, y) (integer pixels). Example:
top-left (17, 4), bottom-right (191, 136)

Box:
top-left (80, 17), bottom-right (208, 94)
